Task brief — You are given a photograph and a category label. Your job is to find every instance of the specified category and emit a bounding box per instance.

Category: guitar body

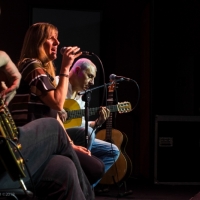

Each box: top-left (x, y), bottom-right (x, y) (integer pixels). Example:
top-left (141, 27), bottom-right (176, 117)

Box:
top-left (63, 99), bottom-right (82, 128)
top-left (96, 128), bottom-right (132, 185)
top-left (95, 81), bottom-right (132, 185)
top-left (62, 99), bottom-right (132, 129)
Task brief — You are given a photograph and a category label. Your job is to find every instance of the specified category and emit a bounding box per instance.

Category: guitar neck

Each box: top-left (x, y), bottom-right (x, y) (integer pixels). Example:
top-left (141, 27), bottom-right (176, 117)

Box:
top-left (67, 104), bottom-right (118, 120)
top-left (105, 89), bottom-right (114, 141)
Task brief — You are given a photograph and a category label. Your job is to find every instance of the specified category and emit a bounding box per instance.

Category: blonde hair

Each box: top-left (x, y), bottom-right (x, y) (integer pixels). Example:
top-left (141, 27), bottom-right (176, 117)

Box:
top-left (18, 22), bottom-right (58, 85)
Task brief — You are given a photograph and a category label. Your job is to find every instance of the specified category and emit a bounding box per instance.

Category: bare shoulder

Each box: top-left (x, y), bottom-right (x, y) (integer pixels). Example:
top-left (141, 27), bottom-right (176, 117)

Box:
top-left (0, 50), bottom-right (10, 67)
top-left (0, 50), bottom-right (8, 57)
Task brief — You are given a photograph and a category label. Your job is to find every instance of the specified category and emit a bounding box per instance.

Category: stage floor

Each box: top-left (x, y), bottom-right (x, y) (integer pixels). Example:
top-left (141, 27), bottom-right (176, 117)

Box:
top-left (95, 177), bottom-right (200, 200)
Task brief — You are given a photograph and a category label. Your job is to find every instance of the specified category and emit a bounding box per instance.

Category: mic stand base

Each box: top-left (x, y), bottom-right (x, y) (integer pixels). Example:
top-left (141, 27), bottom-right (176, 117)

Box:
top-left (96, 180), bottom-right (133, 198)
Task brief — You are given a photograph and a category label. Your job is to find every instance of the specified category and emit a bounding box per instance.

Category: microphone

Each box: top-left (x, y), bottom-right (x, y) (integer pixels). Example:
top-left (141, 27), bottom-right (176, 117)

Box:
top-left (60, 47), bottom-right (92, 56)
top-left (109, 74), bottom-right (133, 82)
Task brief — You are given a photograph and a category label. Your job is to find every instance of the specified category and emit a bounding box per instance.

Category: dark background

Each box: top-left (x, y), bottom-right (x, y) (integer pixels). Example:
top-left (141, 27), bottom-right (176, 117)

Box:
top-left (32, 8), bottom-right (102, 107)
top-left (1, 0), bottom-right (200, 184)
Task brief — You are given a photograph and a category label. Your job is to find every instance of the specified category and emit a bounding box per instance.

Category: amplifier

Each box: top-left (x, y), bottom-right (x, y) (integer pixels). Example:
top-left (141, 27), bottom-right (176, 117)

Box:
top-left (154, 115), bottom-right (200, 185)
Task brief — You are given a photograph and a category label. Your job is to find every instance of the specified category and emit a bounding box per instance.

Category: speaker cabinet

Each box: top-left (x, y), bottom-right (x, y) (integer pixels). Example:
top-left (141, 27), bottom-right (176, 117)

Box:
top-left (154, 115), bottom-right (200, 185)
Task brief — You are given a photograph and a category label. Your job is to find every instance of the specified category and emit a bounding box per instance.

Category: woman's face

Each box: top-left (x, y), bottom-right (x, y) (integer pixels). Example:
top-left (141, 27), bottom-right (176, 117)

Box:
top-left (43, 29), bottom-right (60, 61)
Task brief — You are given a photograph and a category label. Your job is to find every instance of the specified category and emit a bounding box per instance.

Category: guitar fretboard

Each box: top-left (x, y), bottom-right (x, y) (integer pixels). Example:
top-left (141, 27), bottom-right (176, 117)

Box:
top-left (67, 105), bottom-right (119, 120)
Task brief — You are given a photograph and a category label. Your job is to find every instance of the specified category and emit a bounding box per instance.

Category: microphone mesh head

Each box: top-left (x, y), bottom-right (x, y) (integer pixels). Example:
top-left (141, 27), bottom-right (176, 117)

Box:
top-left (109, 74), bottom-right (116, 80)
top-left (60, 47), bottom-right (66, 55)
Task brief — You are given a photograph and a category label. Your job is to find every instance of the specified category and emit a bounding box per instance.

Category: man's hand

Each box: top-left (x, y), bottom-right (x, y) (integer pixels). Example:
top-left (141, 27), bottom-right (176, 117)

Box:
top-left (72, 144), bottom-right (91, 156)
top-left (97, 106), bottom-right (110, 126)
top-left (89, 107), bottom-right (110, 129)
top-left (58, 109), bottom-right (68, 122)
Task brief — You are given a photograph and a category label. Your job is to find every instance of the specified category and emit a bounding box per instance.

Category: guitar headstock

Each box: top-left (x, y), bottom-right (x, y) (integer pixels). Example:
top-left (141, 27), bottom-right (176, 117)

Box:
top-left (117, 102), bottom-right (132, 113)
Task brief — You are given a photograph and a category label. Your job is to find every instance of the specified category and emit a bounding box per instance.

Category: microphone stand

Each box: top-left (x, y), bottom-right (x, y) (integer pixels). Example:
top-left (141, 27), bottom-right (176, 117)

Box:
top-left (78, 78), bottom-right (124, 149)
top-left (82, 90), bottom-right (91, 149)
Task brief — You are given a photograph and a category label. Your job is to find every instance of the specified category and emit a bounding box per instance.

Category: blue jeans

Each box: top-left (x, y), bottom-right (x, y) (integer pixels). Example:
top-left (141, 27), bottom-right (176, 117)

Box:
top-left (67, 126), bottom-right (120, 187)
top-left (0, 118), bottom-right (95, 200)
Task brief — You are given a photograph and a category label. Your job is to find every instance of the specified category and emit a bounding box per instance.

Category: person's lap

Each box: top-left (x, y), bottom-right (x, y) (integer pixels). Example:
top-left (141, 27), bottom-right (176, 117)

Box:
top-left (66, 125), bottom-right (120, 186)
top-left (67, 126), bottom-right (95, 150)
top-left (33, 155), bottom-right (86, 200)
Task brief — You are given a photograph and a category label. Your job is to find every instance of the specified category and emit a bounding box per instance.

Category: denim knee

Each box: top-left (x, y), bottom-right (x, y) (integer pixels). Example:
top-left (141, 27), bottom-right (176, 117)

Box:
top-left (34, 155), bottom-right (80, 199)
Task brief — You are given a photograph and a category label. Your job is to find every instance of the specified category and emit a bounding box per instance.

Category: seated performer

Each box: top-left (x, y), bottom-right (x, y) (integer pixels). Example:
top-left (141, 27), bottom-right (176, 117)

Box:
top-left (0, 50), bottom-right (95, 199)
top-left (56, 58), bottom-right (120, 187)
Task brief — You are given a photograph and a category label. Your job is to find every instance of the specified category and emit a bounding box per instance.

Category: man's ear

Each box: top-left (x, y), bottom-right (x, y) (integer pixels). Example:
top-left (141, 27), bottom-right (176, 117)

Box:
top-left (75, 66), bottom-right (81, 75)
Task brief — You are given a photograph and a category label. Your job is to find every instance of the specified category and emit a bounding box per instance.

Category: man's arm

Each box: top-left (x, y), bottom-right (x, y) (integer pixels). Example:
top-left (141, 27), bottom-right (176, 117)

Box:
top-left (89, 106), bottom-right (110, 129)
top-left (0, 50), bottom-right (21, 104)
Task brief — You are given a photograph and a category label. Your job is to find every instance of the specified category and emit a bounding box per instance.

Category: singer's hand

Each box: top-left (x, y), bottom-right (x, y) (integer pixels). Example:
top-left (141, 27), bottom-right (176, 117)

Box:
top-left (60, 46), bottom-right (82, 73)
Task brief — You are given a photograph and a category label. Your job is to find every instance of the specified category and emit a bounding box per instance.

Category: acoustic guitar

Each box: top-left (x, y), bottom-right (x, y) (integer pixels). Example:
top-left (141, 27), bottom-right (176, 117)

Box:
top-left (63, 99), bottom-right (132, 129)
top-left (96, 82), bottom-right (132, 185)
